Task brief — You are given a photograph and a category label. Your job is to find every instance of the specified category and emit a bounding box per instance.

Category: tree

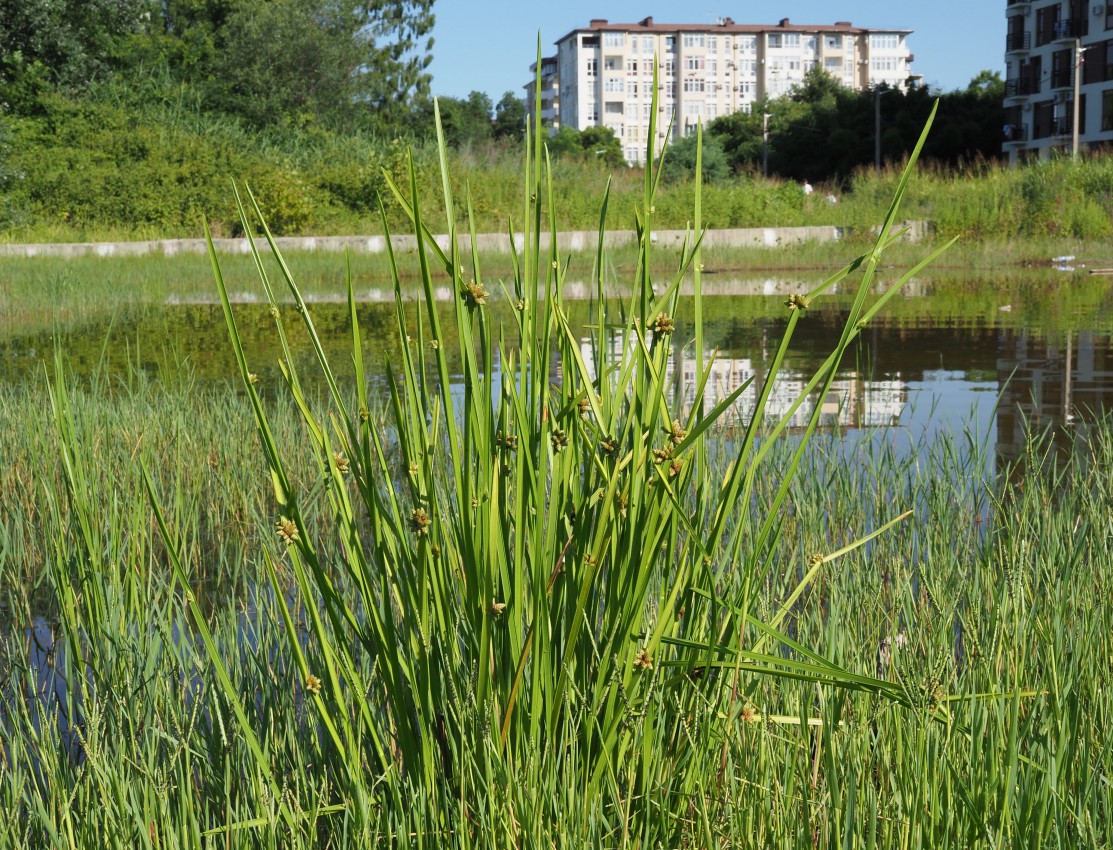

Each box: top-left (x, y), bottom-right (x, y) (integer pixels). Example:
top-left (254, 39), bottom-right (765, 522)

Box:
top-left (492, 91), bottom-right (525, 142)
top-left (153, 0), bottom-right (435, 131)
top-left (436, 91), bottom-right (493, 148)
top-left (660, 131), bottom-right (730, 184)
top-left (707, 109), bottom-right (765, 173)
top-left (0, 0), bottom-right (155, 106)
top-left (578, 126), bottom-right (625, 167)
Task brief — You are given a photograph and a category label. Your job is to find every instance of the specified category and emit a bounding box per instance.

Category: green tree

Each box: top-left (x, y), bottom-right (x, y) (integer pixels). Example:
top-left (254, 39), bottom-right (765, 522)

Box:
top-left (660, 130), bottom-right (730, 183)
top-left (436, 91), bottom-right (493, 148)
top-left (492, 91), bottom-right (526, 142)
top-left (0, 0), bottom-right (155, 107)
top-left (578, 126), bottom-right (625, 167)
top-left (153, 0), bottom-right (434, 131)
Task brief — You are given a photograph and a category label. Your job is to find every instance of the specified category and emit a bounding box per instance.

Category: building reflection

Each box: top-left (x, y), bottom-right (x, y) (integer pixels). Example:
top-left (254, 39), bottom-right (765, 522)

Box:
top-left (577, 327), bottom-right (909, 434)
top-left (996, 330), bottom-right (1113, 473)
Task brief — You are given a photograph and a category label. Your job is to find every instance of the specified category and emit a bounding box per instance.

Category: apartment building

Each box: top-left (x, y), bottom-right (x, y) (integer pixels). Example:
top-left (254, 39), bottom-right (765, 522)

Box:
top-left (529, 17), bottom-right (916, 165)
top-left (1004, 1), bottom-right (1113, 162)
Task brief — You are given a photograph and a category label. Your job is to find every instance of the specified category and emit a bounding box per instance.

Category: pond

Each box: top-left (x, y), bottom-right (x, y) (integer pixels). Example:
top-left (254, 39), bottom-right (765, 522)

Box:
top-left (2, 270), bottom-right (1111, 476)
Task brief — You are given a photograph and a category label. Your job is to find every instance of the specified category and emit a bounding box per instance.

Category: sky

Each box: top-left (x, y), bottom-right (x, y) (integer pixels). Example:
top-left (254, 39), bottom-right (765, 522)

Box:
top-left (428, 1), bottom-right (1003, 101)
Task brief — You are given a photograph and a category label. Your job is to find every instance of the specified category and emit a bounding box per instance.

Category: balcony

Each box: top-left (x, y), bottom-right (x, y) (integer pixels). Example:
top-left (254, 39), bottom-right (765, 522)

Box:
top-left (1005, 77), bottom-right (1039, 98)
top-left (1053, 19), bottom-right (1086, 42)
top-left (1051, 67), bottom-right (1075, 89)
top-left (1053, 115), bottom-right (1075, 136)
top-left (1006, 31), bottom-right (1031, 53)
top-left (1002, 123), bottom-right (1029, 144)
top-left (1006, 0), bottom-right (1031, 7)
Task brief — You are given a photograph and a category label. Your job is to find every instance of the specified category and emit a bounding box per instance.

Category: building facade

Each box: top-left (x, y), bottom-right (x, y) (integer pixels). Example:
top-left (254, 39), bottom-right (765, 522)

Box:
top-left (1004, 1), bottom-right (1113, 162)
top-left (529, 17), bottom-right (916, 165)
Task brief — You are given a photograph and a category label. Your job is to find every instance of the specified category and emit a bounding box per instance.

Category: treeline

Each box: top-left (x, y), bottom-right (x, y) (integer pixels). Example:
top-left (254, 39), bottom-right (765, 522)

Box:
top-left (0, 2), bottom-right (1100, 242)
top-left (684, 68), bottom-right (1007, 184)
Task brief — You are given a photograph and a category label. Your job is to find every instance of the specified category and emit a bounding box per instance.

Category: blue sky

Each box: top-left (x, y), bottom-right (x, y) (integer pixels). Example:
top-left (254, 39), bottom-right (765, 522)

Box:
top-left (428, 1), bottom-right (1003, 100)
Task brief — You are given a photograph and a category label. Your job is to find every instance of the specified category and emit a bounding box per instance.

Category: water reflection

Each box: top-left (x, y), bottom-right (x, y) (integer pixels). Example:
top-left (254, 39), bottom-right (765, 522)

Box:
top-left (2, 289), bottom-right (1111, 472)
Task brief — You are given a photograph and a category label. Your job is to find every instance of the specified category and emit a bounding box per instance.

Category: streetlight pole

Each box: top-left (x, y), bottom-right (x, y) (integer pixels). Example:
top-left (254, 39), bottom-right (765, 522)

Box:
top-left (874, 88), bottom-right (891, 169)
top-left (763, 111), bottom-right (770, 177)
top-left (1072, 38), bottom-right (1084, 158)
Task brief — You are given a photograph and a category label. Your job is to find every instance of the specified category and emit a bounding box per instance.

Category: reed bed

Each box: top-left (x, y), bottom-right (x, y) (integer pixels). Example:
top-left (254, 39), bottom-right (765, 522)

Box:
top-left (1, 88), bottom-right (1110, 848)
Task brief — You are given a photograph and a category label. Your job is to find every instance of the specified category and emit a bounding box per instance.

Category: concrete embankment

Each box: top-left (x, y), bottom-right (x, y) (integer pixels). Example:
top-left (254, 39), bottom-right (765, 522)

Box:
top-left (0, 222), bottom-right (929, 259)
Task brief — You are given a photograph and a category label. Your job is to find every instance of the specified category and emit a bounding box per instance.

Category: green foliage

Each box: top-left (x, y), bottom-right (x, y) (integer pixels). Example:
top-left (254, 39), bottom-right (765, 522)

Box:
top-left (434, 90), bottom-right (494, 148)
top-left (659, 129), bottom-right (730, 184)
top-left (708, 71), bottom-right (1006, 182)
top-left (493, 90), bottom-right (526, 142)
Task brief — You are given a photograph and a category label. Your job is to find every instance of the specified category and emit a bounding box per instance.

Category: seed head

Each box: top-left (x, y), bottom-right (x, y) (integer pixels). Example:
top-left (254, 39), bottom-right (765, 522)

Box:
top-left (669, 459), bottom-right (682, 478)
top-left (652, 444), bottom-right (674, 464)
top-left (409, 508), bottom-right (431, 536)
top-left (551, 428), bottom-right (569, 453)
top-left (462, 279), bottom-right (488, 307)
top-left (665, 418), bottom-right (686, 445)
top-left (634, 649), bottom-right (653, 670)
top-left (649, 313), bottom-right (675, 335)
top-left (305, 674), bottom-right (322, 695)
top-left (785, 293), bottom-right (810, 312)
top-left (491, 600), bottom-right (507, 617)
top-left (248, 373), bottom-right (260, 385)
top-left (333, 452), bottom-right (350, 475)
top-left (599, 436), bottom-right (618, 456)
top-left (577, 397), bottom-right (591, 418)
top-left (276, 516), bottom-right (299, 545)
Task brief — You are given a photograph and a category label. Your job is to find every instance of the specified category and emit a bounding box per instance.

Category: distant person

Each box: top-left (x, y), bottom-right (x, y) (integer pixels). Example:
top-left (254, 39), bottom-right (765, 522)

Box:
top-left (825, 193), bottom-right (838, 205)
top-left (802, 180), bottom-right (814, 195)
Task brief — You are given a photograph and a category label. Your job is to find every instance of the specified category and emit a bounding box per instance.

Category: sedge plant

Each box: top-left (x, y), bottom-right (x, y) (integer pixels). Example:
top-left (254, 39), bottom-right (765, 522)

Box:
top-left (139, 59), bottom-right (1021, 845)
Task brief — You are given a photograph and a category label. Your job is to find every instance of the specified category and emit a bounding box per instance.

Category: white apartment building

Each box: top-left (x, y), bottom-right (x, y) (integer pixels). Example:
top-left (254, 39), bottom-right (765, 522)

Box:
top-left (1003, 1), bottom-right (1113, 163)
top-left (532, 16), bottom-right (916, 165)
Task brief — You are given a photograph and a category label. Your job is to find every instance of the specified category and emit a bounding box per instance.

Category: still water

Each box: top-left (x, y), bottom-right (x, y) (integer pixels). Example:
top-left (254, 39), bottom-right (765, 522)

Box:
top-left (2, 276), bottom-right (1112, 472)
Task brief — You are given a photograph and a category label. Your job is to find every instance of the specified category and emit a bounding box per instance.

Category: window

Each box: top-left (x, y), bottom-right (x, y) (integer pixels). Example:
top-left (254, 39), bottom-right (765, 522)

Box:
top-left (709, 60), bottom-right (718, 76)
top-left (768, 34), bottom-right (782, 49)
top-left (1103, 89), bottom-right (1113, 130)
top-left (1091, 40), bottom-right (1113, 83)
top-left (869, 34), bottom-right (899, 50)
top-left (603, 78), bottom-right (625, 92)
top-left (683, 78), bottom-right (705, 92)
top-left (685, 56), bottom-right (705, 72)
top-left (665, 36), bottom-right (676, 51)
top-left (586, 59), bottom-right (597, 77)
top-left (708, 36), bottom-right (718, 52)
top-left (825, 35), bottom-right (842, 49)
top-left (629, 82), bottom-right (638, 96)
top-left (603, 32), bottom-right (624, 48)
top-left (605, 102), bottom-right (624, 115)
top-left (738, 36), bottom-right (756, 53)
top-left (664, 59), bottom-right (675, 76)
top-left (683, 33), bottom-right (705, 48)
top-left (1036, 6), bottom-right (1059, 46)
top-left (824, 57), bottom-right (842, 70)
top-left (642, 103), bottom-right (651, 120)
top-left (604, 57), bottom-right (620, 72)
top-left (588, 103), bottom-right (599, 122)
top-left (627, 59), bottom-right (638, 75)
top-left (643, 36), bottom-right (654, 54)
top-left (871, 57), bottom-right (898, 72)
top-left (684, 100), bottom-right (704, 115)
top-left (785, 34), bottom-right (800, 47)
top-left (626, 145), bottom-right (640, 162)
top-left (788, 59), bottom-right (801, 71)
top-left (805, 37), bottom-right (817, 52)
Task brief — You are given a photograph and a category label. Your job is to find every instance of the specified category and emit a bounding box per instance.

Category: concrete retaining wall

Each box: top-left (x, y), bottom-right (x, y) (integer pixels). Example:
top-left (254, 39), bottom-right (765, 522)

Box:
top-left (0, 222), bottom-right (929, 259)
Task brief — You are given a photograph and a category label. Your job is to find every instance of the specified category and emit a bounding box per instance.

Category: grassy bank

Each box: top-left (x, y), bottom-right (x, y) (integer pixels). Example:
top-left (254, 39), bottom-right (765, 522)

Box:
top-left (4, 91), bottom-right (1113, 243)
